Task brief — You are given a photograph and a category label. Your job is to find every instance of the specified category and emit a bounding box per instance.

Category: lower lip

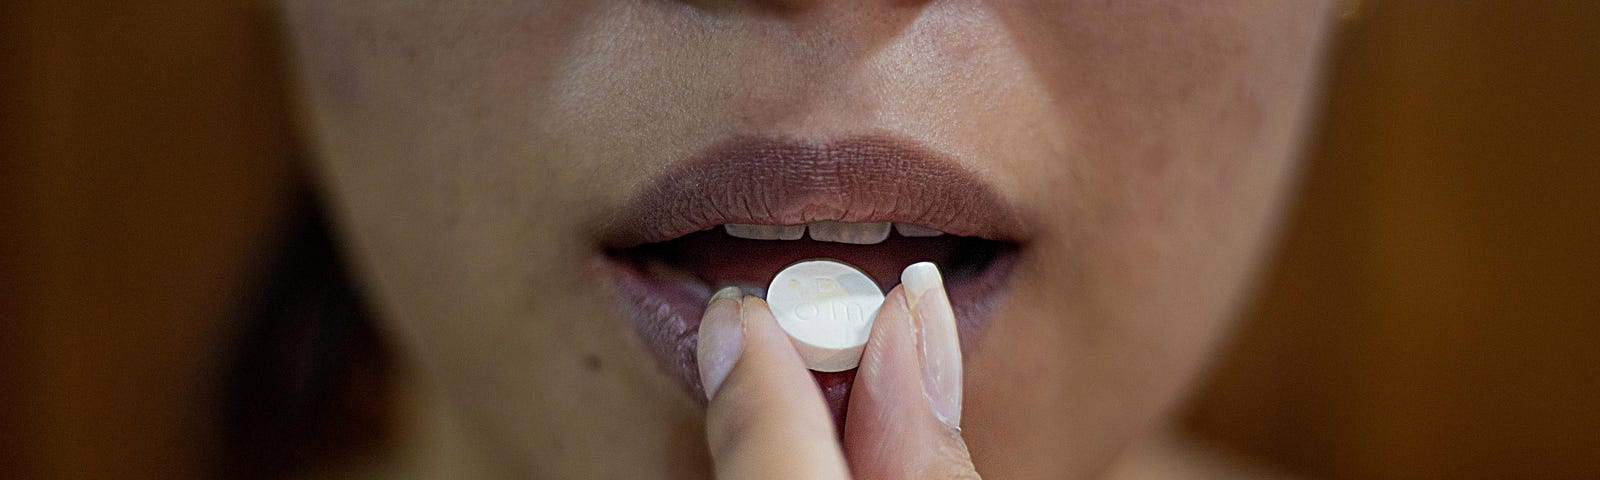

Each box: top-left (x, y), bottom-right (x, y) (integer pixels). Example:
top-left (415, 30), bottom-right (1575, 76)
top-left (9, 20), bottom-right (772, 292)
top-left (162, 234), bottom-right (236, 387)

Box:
top-left (596, 246), bottom-right (1020, 429)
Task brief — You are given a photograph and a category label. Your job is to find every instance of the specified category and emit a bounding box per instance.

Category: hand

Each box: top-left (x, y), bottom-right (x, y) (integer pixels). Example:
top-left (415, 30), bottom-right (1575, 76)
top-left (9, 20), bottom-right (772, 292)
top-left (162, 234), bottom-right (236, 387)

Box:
top-left (697, 265), bottom-right (979, 479)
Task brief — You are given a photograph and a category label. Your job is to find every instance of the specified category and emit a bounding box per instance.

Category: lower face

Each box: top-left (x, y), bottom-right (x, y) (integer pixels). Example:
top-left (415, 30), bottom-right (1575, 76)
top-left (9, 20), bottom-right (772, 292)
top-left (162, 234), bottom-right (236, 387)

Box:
top-left (283, 1), bottom-right (1336, 478)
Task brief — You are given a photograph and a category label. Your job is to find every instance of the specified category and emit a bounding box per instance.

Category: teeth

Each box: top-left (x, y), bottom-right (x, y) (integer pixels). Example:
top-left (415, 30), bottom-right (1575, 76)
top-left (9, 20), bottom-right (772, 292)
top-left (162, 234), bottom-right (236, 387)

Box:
top-left (893, 223), bottom-right (945, 238)
top-left (807, 220), bottom-right (892, 245)
top-left (721, 221), bottom-right (945, 244)
top-left (724, 224), bottom-right (805, 240)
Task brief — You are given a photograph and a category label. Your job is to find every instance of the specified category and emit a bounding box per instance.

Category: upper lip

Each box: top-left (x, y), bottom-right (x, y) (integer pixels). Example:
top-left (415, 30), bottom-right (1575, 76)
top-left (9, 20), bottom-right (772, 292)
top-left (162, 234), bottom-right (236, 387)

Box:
top-left (601, 134), bottom-right (1026, 247)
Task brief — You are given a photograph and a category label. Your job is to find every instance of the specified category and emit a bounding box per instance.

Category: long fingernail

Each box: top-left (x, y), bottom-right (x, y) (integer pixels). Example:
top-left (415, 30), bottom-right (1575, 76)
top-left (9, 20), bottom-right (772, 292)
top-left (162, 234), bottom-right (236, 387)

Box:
top-left (901, 262), bottom-right (963, 428)
top-left (698, 286), bottom-right (744, 400)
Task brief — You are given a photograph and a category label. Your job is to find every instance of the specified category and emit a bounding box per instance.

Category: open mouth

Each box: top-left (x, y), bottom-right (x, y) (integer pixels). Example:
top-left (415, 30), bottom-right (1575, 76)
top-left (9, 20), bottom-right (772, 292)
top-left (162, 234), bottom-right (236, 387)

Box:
top-left (596, 135), bottom-right (1024, 429)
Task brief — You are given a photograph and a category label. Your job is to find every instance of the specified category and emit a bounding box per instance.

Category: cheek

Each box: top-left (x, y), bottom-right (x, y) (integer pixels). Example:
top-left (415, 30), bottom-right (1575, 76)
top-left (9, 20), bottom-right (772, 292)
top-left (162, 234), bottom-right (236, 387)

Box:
top-left (284, 2), bottom-right (712, 475)
top-left (964, 94), bottom-right (1307, 480)
top-left (1002, 0), bottom-right (1330, 345)
top-left (963, 2), bottom-right (1332, 477)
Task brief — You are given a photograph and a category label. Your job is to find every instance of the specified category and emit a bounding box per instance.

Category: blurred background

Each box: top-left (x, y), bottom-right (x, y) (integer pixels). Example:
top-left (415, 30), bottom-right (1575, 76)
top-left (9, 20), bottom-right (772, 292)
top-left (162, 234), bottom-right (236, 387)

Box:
top-left (3, 1), bottom-right (1597, 479)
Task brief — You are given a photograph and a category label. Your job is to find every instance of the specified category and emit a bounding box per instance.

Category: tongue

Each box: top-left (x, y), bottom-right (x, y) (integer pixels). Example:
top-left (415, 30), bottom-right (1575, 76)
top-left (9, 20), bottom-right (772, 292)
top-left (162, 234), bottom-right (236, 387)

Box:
top-left (647, 229), bottom-right (965, 291)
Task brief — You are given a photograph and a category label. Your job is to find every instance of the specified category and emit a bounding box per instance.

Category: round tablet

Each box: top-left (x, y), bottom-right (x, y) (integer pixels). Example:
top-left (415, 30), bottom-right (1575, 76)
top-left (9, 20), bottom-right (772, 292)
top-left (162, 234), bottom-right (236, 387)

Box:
top-left (766, 259), bottom-right (885, 372)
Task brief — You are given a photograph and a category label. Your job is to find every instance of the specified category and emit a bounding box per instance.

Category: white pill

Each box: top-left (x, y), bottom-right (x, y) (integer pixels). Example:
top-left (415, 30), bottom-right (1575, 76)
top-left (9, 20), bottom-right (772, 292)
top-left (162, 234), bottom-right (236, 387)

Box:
top-left (766, 259), bottom-right (884, 372)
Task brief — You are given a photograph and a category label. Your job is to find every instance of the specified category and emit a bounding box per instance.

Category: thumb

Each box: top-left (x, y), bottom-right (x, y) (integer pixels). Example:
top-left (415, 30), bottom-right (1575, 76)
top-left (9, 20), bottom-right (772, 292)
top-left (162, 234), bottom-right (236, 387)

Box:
top-left (699, 288), bottom-right (851, 479)
top-left (844, 263), bottom-right (979, 479)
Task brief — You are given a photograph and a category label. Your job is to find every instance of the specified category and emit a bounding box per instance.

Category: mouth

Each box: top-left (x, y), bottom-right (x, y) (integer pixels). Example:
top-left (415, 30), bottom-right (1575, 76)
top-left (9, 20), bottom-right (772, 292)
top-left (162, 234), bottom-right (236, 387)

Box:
top-left (596, 135), bottom-right (1024, 430)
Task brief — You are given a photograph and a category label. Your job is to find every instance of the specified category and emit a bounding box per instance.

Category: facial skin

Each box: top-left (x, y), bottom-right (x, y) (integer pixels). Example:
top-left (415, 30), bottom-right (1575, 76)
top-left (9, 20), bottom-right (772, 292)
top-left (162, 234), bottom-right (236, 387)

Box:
top-left (283, 1), bottom-right (1336, 478)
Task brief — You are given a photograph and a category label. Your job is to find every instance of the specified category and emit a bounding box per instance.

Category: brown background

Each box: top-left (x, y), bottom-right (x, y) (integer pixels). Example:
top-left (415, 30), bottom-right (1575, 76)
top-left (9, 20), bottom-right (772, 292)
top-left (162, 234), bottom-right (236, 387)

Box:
top-left (3, 1), bottom-right (1597, 479)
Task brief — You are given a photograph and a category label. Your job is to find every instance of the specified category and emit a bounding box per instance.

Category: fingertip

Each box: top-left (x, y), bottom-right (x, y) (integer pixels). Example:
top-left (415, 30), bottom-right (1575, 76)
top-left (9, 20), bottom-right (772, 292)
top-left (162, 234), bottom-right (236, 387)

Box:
top-left (704, 294), bottom-right (850, 479)
top-left (739, 295), bottom-right (777, 328)
top-left (856, 286), bottom-right (916, 390)
top-left (736, 295), bottom-right (792, 357)
top-left (697, 287), bottom-right (744, 401)
top-left (841, 277), bottom-right (977, 479)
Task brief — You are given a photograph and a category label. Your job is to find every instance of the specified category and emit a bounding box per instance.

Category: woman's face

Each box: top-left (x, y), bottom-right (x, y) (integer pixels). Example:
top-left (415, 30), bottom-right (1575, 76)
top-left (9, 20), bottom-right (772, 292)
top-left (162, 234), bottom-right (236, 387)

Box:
top-left (284, 1), bottom-right (1335, 477)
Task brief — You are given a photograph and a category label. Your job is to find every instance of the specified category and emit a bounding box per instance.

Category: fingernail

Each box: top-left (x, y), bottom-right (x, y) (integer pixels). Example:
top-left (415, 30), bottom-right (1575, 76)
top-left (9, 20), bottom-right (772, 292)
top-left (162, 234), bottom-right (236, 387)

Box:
top-left (698, 286), bottom-right (744, 400)
top-left (707, 285), bottom-right (743, 306)
top-left (901, 262), bottom-right (963, 428)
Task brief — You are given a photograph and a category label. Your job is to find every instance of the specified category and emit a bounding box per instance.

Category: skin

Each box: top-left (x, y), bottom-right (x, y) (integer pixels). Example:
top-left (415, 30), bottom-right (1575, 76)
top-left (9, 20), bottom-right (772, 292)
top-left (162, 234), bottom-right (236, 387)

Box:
top-left (703, 286), bottom-right (979, 479)
top-left (282, 1), bottom-right (1338, 478)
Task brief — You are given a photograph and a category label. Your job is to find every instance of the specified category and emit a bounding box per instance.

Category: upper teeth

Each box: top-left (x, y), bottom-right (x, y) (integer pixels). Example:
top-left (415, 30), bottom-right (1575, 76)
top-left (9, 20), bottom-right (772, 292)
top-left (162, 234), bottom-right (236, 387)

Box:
top-left (722, 224), bottom-right (806, 240)
top-left (893, 223), bottom-right (945, 238)
top-left (722, 221), bottom-right (944, 244)
top-left (809, 220), bottom-right (891, 244)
